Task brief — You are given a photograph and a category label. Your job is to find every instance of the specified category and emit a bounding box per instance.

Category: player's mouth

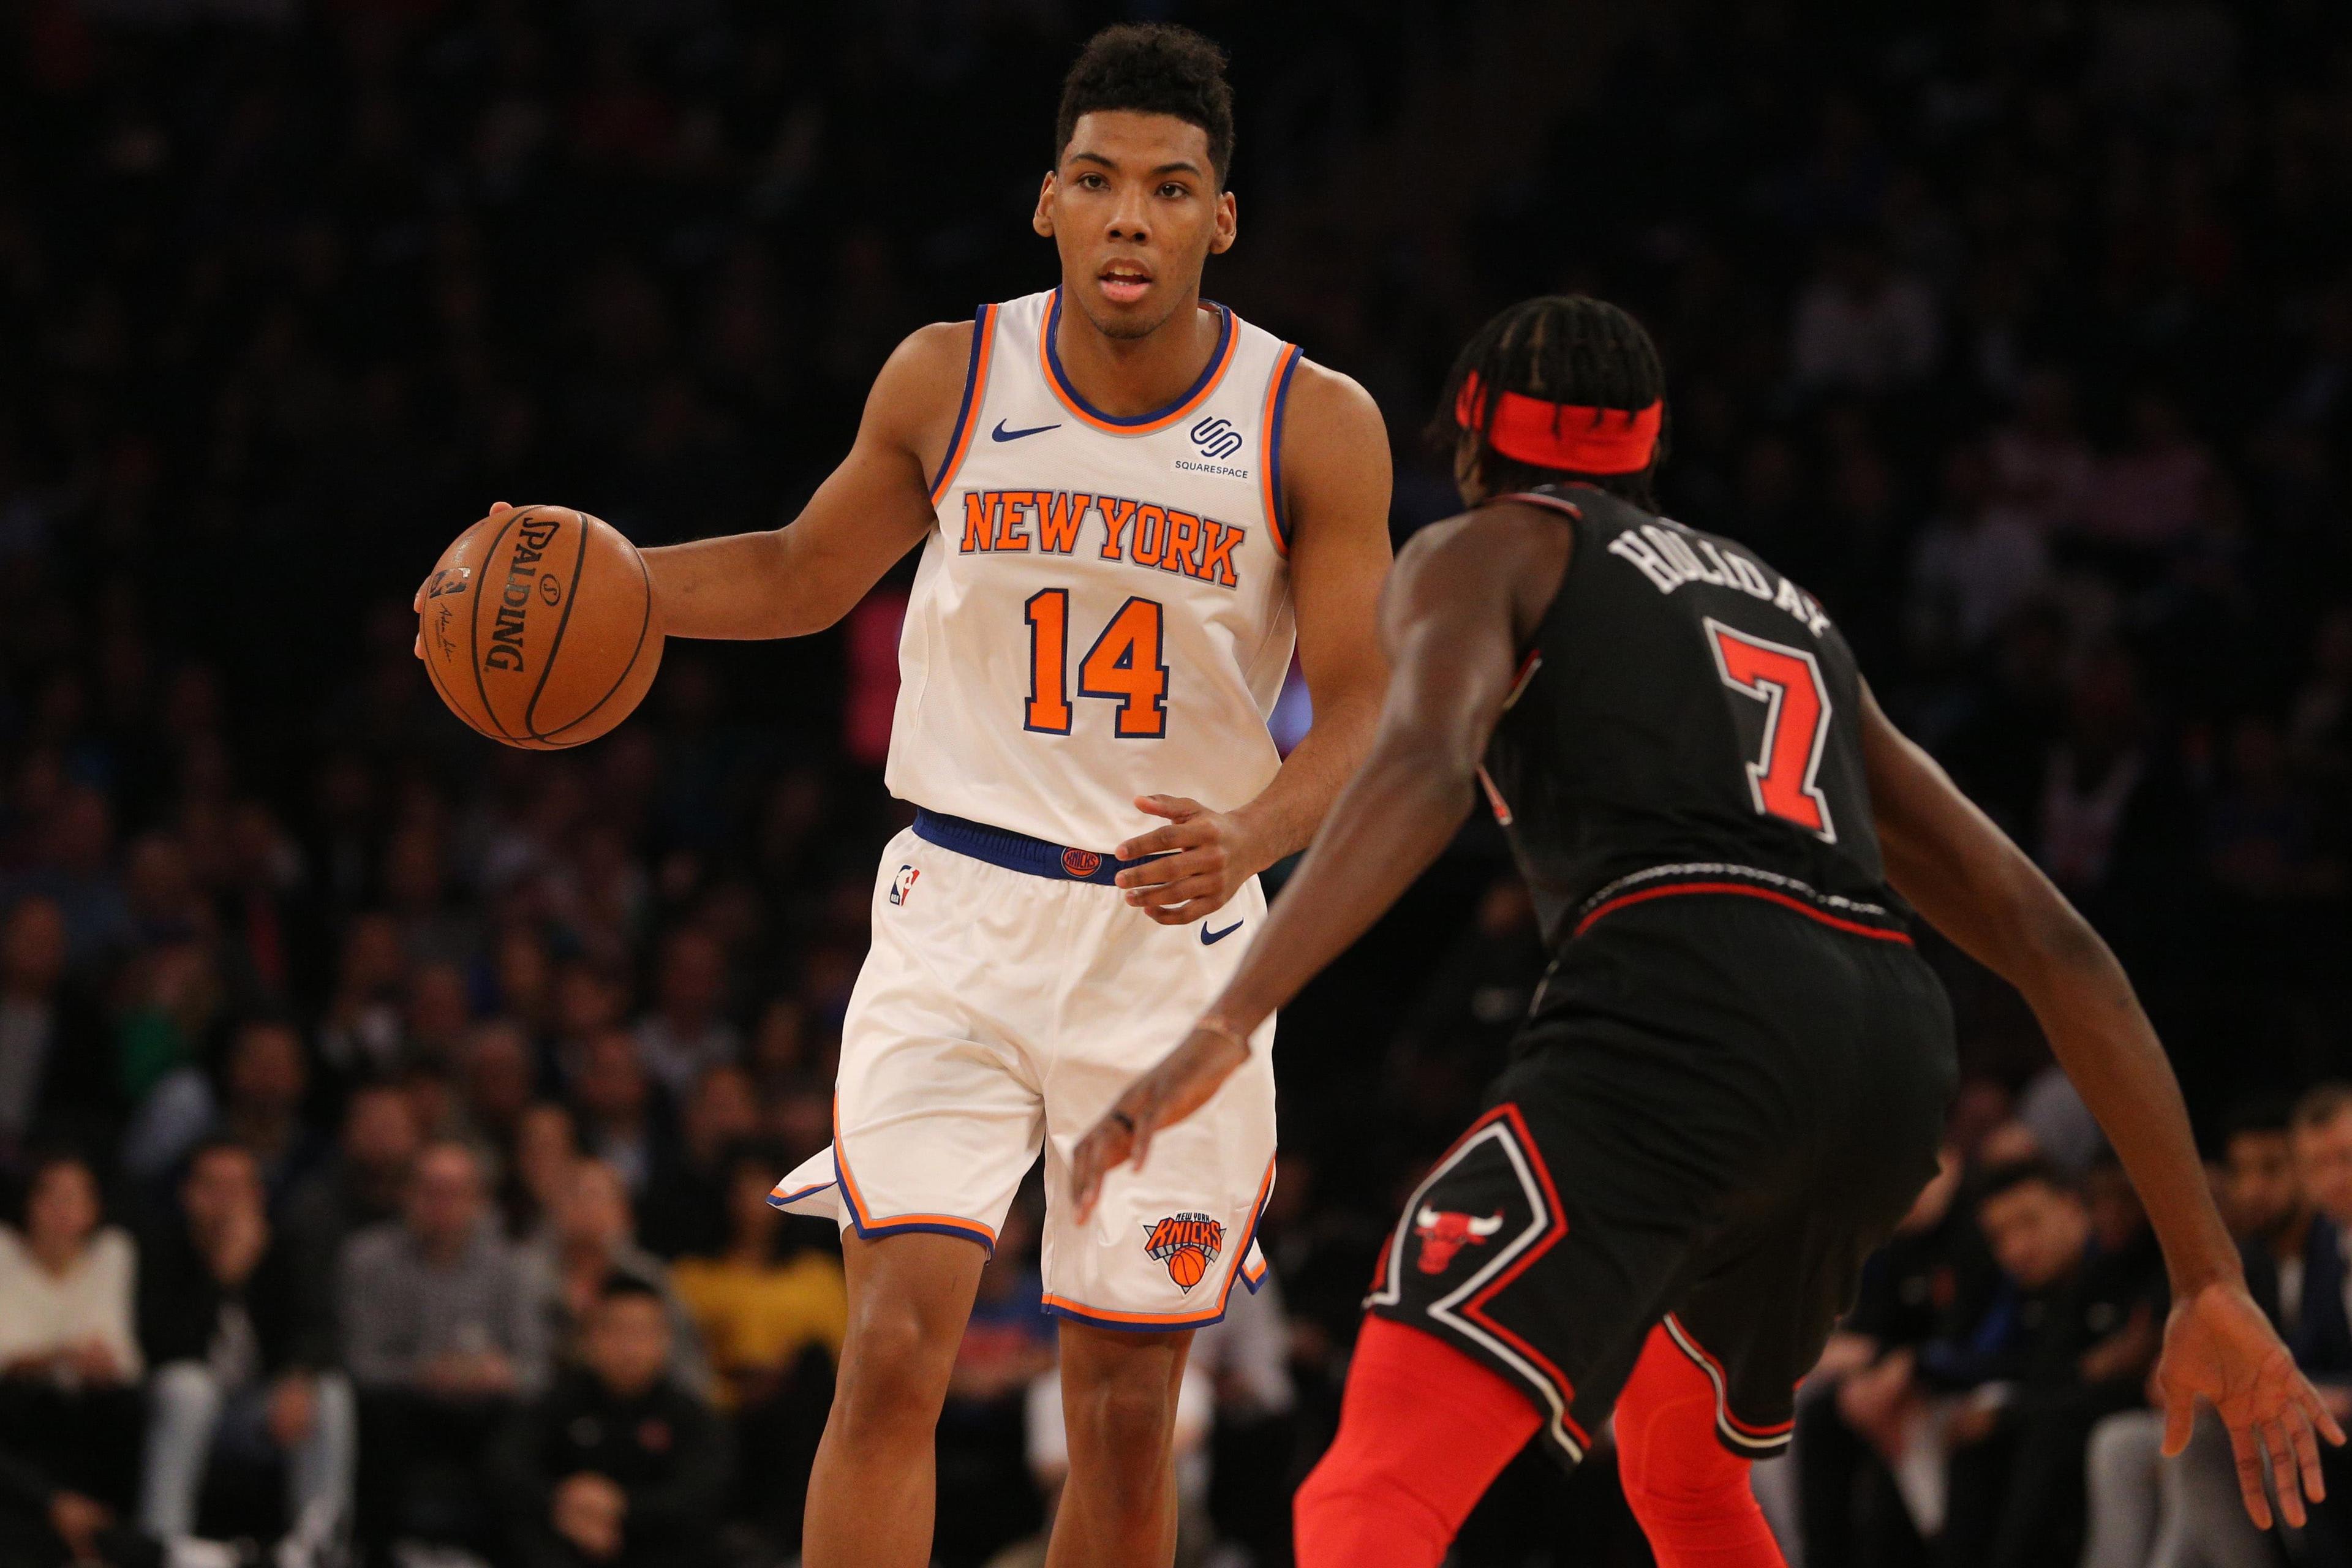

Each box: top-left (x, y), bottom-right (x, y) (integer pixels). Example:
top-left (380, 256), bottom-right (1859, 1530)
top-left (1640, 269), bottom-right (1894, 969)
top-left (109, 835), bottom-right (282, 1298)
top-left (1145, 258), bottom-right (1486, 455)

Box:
top-left (1097, 262), bottom-right (1153, 306)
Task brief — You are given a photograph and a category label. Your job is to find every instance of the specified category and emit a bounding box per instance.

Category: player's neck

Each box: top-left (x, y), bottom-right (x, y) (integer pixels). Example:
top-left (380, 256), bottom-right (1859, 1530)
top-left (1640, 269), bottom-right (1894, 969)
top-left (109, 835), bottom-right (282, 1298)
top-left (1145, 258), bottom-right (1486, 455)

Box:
top-left (1052, 287), bottom-right (1221, 419)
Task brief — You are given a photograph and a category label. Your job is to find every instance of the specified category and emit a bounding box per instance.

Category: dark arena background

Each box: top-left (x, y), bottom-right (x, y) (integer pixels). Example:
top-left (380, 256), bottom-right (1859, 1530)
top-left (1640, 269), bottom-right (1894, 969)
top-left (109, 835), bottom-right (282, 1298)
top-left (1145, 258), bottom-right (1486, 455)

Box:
top-left (4, 1), bottom-right (2351, 1565)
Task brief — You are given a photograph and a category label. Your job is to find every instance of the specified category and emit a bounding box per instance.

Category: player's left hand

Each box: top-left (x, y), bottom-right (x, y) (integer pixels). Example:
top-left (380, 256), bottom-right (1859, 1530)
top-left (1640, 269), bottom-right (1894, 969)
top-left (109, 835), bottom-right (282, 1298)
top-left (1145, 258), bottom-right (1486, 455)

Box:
top-left (1069, 1022), bottom-right (1253, 1223)
top-left (2156, 1278), bottom-right (2345, 1528)
top-left (1115, 795), bottom-right (1265, 924)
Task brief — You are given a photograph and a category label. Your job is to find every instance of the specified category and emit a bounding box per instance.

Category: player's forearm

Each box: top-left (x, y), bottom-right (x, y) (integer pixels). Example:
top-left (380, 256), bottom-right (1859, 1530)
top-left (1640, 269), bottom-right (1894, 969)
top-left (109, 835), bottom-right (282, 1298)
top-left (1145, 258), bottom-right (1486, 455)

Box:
top-left (1207, 734), bottom-right (1473, 1030)
top-left (1230, 683), bottom-right (1384, 869)
top-left (2010, 908), bottom-right (2242, 1294)
top-left (1900, 851), bottom-right (2240, 1294)
top-left (641, 530), bottom-right (806, 639)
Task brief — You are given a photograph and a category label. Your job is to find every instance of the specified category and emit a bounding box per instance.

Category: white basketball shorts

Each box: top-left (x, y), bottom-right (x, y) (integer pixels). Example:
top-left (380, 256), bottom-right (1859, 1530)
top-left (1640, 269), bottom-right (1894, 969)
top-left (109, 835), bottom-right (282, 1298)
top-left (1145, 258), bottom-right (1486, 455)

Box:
top-left (771, 809), bottom-right (1276, 1329)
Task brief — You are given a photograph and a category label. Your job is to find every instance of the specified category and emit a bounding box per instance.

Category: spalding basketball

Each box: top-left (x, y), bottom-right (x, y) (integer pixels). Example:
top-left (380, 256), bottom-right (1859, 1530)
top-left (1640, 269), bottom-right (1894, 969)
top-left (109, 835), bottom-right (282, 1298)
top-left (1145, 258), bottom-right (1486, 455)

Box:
top-left (1166, 1245), bottom-right (1207, 1289)
top-left (417, 505), bottom-right (665, 750)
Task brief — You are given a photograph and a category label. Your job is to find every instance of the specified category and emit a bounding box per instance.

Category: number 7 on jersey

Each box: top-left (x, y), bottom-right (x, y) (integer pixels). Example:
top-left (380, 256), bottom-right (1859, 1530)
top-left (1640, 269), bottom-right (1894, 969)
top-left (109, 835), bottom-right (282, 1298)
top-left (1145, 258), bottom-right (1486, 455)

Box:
top-left (1705, 617), bottom-right (1836, 842)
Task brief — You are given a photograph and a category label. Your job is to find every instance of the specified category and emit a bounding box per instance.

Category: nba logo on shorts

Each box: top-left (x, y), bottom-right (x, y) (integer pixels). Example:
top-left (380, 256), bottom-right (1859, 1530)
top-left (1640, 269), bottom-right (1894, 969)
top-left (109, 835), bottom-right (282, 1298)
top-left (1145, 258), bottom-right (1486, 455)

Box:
top-left (888, 865), bottom-right (919, 906)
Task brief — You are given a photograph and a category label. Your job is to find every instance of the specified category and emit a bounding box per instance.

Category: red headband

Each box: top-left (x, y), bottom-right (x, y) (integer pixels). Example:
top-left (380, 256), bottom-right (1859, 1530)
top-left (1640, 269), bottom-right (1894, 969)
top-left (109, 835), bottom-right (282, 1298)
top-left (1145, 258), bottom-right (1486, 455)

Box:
top-left (1454, 373), bottom-right (1662, 475)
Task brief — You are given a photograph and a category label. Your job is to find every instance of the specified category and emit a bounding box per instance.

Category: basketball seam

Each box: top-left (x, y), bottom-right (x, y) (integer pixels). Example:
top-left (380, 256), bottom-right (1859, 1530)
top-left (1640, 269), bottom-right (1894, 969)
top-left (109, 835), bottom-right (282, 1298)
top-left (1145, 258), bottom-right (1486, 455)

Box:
top-left (467, 509), bottom-right (527, 741)
top-left (522, 512), bottom-right (589, 741)
top-left (536, 538), bottom-right (655, 745)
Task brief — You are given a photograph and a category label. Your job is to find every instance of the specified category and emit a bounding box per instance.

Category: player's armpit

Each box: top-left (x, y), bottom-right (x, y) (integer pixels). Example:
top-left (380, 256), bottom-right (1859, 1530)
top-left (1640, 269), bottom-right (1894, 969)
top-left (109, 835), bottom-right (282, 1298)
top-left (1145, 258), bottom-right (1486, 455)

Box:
top-left (639, 320), bottom-right (968, 641)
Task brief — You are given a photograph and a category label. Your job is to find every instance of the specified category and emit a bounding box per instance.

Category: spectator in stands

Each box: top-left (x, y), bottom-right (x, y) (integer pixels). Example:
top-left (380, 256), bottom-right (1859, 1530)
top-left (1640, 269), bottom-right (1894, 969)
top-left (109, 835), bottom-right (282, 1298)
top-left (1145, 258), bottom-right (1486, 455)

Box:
top-left (571, 1027), bottom-right (673, 1196)
top-left (638, 1063), bottom-right (758, 1259)
top-left (1798, 1147), bottom-right (1989, 1568)
top-left (0, 1153), bottom-right (144, 1517)
top-left (492, 1277), bottom-right (731, 1568)
top-left (1935, 1159), bottom-right (2165, 1568)
top-left (0, 895), bottom-right (115, 1171)
top-left (671, 1144), bottom-right (845, 1551)
top-left (212, 1017), bottom-right (326, 1208)
top-left (135, 1139), bottom-right (353, 1558)
top-left (341, 1139), bottom-right (546, 1556)
top-left (280, 1079), bottom-right (418, 1287)
top-left (2082, 1098), bottom-right (2307, 1568)
top-left (634, 929), bottom-right (739, 1102)
top-left (1790, 231), bottom-right (1941, 394)
top-left (522, 1157), bottom-right (708, 1395)
top-left (459, 1016), bottom-right (538, 1152)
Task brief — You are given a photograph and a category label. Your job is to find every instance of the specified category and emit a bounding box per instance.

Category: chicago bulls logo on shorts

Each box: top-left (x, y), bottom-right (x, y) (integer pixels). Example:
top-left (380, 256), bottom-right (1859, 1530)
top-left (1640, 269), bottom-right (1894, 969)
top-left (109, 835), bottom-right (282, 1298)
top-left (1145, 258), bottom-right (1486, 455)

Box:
top-left (1143, 1212), bottom-right (1226, 1291)
top-left (1412, 1205), bottom-right (1504, 1273)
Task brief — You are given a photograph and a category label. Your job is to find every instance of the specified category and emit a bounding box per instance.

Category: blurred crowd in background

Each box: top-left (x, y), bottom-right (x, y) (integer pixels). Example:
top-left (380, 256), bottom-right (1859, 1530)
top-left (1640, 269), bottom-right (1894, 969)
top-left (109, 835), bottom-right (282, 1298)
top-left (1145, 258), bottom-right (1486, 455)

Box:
top-left (4, 0), bottom-right (2352, 1564)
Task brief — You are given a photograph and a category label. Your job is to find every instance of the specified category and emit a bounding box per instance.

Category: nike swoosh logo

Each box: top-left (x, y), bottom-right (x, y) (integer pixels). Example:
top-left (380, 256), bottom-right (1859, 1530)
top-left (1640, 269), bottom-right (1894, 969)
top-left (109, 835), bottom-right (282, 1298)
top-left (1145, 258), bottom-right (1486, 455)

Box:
top-left (992, 419), bottom-right (1060, 442)
top-left (1201, 920), bottom-right (1243, 946)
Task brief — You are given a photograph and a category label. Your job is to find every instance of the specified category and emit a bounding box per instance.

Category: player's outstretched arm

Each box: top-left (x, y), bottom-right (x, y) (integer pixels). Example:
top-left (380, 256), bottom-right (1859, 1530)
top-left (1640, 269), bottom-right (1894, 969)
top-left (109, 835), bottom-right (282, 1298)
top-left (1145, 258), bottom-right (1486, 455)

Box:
top-left (1111, 362), bottom-right (1397, 923)
top-left (1072, 503), bottom-right (1570, 1212)
top-left (1860, 684), bottom-right (2343, 1527)
top-left (636, 322), bottom-right (970, 641)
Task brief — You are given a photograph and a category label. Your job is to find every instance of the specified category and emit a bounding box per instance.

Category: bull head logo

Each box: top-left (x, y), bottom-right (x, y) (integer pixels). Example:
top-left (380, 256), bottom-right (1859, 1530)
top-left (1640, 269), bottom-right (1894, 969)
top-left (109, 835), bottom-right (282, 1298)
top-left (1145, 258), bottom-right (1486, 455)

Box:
top-left (1412, 1206), bottom-right (1504, 1273)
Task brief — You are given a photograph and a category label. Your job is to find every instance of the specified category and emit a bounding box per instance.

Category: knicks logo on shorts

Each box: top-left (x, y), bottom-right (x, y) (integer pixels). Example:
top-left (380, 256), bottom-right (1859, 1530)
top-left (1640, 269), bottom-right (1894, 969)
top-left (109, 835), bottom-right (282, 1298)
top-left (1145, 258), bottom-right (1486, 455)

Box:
top-left (888, 865), bottom-right (920, 906)
top-left (1412, 1206), bottom-right (1504, 1273)
top-left (1061, 848), bottom-right (1102, 878)
top-left (1142, 1212), bottom-right (1225, 1292)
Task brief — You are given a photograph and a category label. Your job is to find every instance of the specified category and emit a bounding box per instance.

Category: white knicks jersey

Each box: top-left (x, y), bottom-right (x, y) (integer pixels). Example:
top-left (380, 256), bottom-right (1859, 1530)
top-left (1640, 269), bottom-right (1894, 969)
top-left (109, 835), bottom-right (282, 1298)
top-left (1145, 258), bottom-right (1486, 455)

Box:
top-left (884, 288), bottom-right (1303, 852)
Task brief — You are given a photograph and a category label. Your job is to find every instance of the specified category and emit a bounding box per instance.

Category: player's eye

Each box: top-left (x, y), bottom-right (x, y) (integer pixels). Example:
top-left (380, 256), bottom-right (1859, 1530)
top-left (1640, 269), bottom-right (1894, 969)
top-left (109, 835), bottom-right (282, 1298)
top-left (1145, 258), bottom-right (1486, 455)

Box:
top-left (1078, 173), bottom-right (1109, 190)
top-left (1158, 183), bottom-right (1189, 199)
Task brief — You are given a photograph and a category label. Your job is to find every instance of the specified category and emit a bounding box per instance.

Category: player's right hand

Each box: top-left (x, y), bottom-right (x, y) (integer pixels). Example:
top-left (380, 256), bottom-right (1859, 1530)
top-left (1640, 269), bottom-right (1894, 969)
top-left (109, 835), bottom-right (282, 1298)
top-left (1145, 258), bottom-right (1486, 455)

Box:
top-left (1069, 1020), bottom-right (1253, 1222)
top-left (413, 501), bottom-right (514, 658)
top-left (2156, 1278), bottom-right (2345, 1528)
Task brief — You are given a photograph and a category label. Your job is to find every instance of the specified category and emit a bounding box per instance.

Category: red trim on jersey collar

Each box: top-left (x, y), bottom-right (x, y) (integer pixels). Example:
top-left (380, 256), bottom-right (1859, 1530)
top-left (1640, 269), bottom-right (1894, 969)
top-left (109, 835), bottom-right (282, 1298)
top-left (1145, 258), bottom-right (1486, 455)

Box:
top-left (1454, 374), bottom-right (1662, 475)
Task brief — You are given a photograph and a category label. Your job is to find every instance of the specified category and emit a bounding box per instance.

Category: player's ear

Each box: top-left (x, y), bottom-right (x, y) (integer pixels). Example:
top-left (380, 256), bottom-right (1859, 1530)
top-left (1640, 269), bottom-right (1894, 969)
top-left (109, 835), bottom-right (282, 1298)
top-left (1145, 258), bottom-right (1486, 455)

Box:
top-left (1034, 172), bottom-right (1058, 239)
top-left (1210, 189), bottom-right (1237, 255)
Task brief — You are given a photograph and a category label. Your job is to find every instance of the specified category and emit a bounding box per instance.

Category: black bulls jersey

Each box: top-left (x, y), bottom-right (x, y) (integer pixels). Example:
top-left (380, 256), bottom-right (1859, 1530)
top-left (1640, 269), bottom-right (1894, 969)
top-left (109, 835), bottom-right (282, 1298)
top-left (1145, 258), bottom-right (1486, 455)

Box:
top-left (1478, 485), bottom-right (1904, 951)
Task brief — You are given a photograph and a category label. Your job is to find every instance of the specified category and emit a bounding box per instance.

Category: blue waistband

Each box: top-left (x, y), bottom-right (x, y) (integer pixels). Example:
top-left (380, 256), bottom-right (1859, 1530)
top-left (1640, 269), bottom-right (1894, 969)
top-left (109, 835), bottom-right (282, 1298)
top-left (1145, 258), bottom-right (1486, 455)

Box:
top-left (911, 809), bottom-right (1146, 886)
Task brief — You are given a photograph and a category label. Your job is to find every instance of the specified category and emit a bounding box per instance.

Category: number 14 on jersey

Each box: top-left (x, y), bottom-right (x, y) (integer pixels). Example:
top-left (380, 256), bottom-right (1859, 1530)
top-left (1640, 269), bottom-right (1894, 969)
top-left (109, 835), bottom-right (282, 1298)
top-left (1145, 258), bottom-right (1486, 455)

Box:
top-left (1024, 591), bottom-right (1169, 739)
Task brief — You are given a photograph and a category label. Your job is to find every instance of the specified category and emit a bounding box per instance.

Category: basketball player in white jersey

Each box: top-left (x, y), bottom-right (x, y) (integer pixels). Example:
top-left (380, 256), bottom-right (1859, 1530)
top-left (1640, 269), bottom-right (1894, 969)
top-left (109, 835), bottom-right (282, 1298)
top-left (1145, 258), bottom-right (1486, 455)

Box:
top-left (503, 26), bottom-right (1391, 1568)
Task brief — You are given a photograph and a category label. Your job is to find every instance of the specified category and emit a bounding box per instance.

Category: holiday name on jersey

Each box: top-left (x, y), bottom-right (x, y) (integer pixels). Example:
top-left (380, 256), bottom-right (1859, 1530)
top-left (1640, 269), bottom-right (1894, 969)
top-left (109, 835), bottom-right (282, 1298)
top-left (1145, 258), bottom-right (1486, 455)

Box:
top-left (953, 489), bottom-right (1248, 589)
top-left (1607, 521), bottom-right (1830, 638)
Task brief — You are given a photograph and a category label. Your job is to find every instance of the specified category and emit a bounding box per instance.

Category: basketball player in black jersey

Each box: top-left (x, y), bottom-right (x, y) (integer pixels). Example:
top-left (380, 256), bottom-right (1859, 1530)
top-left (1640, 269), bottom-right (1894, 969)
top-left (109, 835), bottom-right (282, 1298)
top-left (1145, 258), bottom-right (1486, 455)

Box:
top-left (1070, 296), bottom-right (2340, 1568)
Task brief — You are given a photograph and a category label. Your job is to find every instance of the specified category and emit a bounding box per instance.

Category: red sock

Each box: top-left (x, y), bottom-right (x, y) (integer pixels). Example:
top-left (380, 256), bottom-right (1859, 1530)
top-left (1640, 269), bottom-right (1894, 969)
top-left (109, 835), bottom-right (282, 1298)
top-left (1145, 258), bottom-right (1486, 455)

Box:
top-left (1614, 1324), bottom-right (1787, 1568)
top-left (1293, 1316), bottom-right (1541, 1568)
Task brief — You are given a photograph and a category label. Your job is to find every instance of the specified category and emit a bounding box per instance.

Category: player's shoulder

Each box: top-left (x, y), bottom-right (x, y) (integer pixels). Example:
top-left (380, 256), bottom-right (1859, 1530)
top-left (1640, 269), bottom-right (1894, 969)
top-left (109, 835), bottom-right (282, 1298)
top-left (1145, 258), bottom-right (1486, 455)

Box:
top-left (1280, 355), bottom-right (1384, 447)
top-left (883, 317), bottom-right (980, 388)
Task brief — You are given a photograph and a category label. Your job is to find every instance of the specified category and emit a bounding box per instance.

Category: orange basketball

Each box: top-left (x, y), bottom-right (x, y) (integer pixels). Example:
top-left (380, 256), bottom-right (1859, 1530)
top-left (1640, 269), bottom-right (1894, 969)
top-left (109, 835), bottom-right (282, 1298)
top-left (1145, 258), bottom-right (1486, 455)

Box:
top-left (417, 505), bottom-right (665, 750)
top-left (1167, 1245), bottom-right (1207, 1289)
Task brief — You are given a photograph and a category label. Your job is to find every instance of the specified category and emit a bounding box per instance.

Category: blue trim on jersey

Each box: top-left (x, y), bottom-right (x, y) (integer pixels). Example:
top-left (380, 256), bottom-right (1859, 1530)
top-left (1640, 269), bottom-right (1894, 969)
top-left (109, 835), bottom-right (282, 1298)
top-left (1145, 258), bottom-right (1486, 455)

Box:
top-left (1265, 345), bottom-right (1303, 553)
top-left (927, 304), bottom-right (992, 499)
top-left (911, 809), bottom-right (1152, 886)
top-left (1045, 289), bottom-right (1234, 428)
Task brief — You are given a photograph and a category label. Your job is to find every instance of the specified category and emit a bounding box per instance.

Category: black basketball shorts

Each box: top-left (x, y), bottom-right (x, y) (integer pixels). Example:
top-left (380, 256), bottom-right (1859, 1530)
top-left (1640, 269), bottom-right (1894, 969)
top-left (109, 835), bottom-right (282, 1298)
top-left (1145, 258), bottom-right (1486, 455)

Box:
top-left (1365, 882), bottom-right (1958, 1464)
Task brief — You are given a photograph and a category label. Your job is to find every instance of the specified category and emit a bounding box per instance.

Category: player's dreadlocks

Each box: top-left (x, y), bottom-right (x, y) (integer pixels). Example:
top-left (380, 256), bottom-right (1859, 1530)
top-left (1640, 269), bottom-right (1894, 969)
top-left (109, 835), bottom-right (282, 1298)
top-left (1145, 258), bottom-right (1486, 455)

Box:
top-left (1056, 24), bottom-right (1237, 189)
top-left (1435, 295), bottom-right (1670, 510)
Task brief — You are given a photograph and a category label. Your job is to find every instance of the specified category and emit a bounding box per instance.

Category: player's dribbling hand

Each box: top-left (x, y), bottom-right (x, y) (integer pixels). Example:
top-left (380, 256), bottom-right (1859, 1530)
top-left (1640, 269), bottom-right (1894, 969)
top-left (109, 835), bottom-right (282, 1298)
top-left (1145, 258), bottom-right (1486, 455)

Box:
top-left (1115, 795), bottom-right (1266, 924)
top-left (412, 501), bottom-right (515, 659)
top-left (1069, 1022), bottom-right (1253, 1222)
top-left (2156, 1278), bottom-right (2345, 1528)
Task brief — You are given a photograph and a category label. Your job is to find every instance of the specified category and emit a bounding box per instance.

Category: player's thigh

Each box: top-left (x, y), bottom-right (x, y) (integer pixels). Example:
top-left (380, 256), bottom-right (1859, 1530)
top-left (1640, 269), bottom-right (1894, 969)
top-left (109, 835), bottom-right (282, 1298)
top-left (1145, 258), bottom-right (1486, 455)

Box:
top-left (1055, 1319), bottom-right (1194, 1448)
top-left (1038, 883), bottom-right (1278, 1330)
top-left (1362, 1023), bottom-right (1792, 1465)
top-left (834, 827), bottom-right (1052, 1248)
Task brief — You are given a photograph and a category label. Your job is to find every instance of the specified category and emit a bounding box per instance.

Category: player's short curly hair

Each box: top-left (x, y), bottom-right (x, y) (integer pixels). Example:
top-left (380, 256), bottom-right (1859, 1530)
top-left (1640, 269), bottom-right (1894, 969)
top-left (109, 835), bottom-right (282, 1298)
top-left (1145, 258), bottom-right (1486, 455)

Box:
top-left (1055, 23), bottom-right (1236, 189)
top-left (1435, 295), bottom-right (1670, 510)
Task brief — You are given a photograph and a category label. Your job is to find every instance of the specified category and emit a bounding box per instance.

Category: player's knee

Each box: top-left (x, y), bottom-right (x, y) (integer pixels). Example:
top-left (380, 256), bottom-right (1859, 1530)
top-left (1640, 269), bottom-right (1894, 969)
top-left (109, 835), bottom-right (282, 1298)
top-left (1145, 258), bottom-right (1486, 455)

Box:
top-left (832, 1305), bottom-right (954, 1433)
top-left (1292, 1431), bottom-right (1452, 1567)
top-left (1065, 1371), bottom-right (1177, 1471)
